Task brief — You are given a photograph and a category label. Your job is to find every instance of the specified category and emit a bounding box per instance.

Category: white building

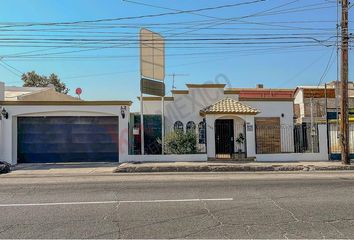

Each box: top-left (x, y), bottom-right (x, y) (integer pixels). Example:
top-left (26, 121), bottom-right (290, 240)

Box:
top-left (0, 82), bottom-right (131, 165)
top-left (138, 83), bottom-right (328, 162)
top-left (0, 82), bottom-right (329, 165)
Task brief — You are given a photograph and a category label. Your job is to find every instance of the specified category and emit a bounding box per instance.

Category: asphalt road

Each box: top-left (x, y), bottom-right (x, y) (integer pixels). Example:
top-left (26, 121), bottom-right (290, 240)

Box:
top-left (1, 172), bottom-right (354, 239)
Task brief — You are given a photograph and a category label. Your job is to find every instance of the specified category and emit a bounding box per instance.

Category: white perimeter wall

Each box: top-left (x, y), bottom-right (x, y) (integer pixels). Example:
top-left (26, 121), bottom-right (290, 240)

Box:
top-left (0, 104), bottom-right (130, 165)
top-left (121, 154), bottom-right (207, 162)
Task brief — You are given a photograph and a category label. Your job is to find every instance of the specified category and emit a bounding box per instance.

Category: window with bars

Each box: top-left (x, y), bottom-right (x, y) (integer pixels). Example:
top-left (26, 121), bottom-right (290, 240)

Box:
top-left (174, 121), bottom-right (184, 132)
top-left (198, 121), bottom-right (206, 144)
top-left (186, 121), bottom-right (196, 133)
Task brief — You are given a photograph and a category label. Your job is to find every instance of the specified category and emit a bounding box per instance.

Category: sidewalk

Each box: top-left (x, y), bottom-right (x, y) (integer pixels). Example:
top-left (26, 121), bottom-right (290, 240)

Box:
top-left (8, 162), bottom-right (118, 176)
top-left (115, 161), bottom-right (354, 173)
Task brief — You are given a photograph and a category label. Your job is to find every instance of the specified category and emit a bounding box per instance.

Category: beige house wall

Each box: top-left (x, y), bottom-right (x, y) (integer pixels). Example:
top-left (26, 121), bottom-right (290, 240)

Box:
top-left (19, 89), bottom-right (80, 101)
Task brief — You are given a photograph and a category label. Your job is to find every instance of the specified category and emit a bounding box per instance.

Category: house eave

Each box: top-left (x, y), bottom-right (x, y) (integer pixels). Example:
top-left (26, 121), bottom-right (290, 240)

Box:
top-left (200, 111), bottom-right (259, 117)
top-left (0, 100), bottom-right (133, 106)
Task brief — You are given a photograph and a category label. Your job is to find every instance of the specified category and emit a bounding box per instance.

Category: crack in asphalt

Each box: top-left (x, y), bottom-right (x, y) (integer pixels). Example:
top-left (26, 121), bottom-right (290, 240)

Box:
top-left (266, 197), bottom-right (351, 239)
top-left (182, 224), bottom-right (220, 239)
top-left (245, 225), bottom-right (252, 238)
top-left (87, 190), bottom-right (123, 239)
top-left (0, 225), bottom-right (16, 235)
top-left (268, 198), bottom-right (300, 223)
top-left (201, 200), bottom-right (229, 239)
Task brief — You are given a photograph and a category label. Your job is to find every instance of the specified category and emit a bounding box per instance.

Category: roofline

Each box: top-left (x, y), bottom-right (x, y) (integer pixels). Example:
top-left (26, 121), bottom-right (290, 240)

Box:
top-left (0, 101), bottom-right (132, 106)
top-left (137, 96), bottom-right (174, 101)
top-left (239, 97), bottom-right (294, 102)
top-left (225, 88), bottom-right (294, 92)
top-left (186, 84), bottom-right (226, 89)
top-left (17, 87), bottom-right (52, 99)
top-left (200, 111), bottom-right (259, 117)
top-left (293, 87), bottom-right (301, 96)
top-left (224, 89), bottom-right (241, 94)
top-left (171, 90), bottom-right (189, 94)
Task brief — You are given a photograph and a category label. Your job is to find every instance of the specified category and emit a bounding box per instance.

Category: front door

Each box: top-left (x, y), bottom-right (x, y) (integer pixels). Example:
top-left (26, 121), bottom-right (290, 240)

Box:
top-left (215, 119), bottom-right (234, 157)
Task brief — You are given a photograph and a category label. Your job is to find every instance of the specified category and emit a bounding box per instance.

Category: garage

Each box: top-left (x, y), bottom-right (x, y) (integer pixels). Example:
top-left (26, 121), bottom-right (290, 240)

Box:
top-left (17, 116), bottom-right (119, 163)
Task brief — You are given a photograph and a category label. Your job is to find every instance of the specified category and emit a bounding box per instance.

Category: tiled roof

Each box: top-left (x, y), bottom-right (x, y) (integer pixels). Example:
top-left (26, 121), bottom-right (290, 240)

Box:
top-left (200, 97), bottom-right (260, 115)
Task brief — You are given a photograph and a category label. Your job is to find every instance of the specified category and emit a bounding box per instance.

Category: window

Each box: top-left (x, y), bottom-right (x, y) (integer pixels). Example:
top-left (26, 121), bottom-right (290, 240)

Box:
top-left (174, 121), bottom-right (184, 132)
top-left (198, 121), bottom-right (206, 144)
top-left (186, 121), bottom-right (196, 133)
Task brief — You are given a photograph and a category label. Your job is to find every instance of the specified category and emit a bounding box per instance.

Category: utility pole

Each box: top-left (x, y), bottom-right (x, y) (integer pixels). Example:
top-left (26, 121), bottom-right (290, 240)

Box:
top-left (340, 0), bottom-right (350, 164)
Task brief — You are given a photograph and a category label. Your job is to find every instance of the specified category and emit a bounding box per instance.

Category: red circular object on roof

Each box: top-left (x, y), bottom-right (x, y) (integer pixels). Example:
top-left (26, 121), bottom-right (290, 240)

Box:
top-left (75, 87), bottom-right (82, 95)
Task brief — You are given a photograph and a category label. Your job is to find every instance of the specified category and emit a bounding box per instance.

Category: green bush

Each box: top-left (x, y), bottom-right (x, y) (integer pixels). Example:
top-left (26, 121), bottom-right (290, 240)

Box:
top-left (161, 130), bottom-right (197, 154)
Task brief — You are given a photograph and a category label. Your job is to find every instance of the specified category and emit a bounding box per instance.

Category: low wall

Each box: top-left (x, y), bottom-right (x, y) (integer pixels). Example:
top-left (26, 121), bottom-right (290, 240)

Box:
top-left (256, 124), bottom-right (329, 162)
top-left (120, 154), bottom-right (208, 163)
top-left (256, 152), bottom-right (328, 162)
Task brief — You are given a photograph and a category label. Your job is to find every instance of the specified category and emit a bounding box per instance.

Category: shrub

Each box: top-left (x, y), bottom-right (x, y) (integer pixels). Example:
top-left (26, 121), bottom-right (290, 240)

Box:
top-left (161, 130), bottom-right (197, 154)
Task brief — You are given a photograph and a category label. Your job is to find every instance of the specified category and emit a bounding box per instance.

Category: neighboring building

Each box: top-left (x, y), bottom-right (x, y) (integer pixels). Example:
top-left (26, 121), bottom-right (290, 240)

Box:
top-left (294, 85), bottom-right (335, 124)
top-left (4, 86), bottom-right (80, 101)
top-left (294, 82), bottom-right (354, 124)
top-left (0, 82), bottom-right (132, 165)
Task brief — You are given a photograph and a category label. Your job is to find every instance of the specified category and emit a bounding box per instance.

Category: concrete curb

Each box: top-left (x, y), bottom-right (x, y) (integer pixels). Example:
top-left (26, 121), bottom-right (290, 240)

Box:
top-left (114, 164), bottom-right (354, 173)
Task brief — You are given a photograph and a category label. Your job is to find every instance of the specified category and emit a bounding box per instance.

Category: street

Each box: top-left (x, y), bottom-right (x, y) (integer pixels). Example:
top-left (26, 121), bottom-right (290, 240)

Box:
top-left (1, 172), bottom-right (354, 239)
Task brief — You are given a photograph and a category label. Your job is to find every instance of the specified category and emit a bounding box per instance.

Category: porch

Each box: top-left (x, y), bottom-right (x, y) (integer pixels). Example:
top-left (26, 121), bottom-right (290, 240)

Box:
top-left (200, 98), bottom-right (259, 160)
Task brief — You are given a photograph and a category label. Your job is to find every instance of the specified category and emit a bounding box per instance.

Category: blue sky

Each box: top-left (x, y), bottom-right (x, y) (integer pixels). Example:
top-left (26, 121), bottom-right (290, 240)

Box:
top-left (0, 0), bottom-right (352, 110)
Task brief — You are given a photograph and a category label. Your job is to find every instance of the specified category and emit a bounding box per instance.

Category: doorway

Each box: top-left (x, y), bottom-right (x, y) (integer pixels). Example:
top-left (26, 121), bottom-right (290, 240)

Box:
top-left (215, 119), bottom-right (234, 158)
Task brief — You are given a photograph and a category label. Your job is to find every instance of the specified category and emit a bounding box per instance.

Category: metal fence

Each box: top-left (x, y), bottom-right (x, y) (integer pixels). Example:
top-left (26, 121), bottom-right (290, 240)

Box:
top-left (255, 123), bottom-right (319, 154)
top-left (328, 123), bottom-right (354, 154)
top-left (294, 124), bottom-right (319, 153)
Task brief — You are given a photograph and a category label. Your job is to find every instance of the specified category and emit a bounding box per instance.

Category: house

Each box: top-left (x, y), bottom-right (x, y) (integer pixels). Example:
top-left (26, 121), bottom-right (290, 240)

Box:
top-left (0, 81), bottom-right (330, 165)
top-left (0, 82), bottom-right (131, 165)
top-left (134, 83), bottom-right (328, 161)
top-left (294, 82), bottom-right (354, 124)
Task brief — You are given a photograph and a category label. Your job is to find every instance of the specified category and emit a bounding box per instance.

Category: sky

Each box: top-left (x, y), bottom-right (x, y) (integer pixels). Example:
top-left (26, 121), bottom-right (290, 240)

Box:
top-left (0, 0), bottom-right (352, 111)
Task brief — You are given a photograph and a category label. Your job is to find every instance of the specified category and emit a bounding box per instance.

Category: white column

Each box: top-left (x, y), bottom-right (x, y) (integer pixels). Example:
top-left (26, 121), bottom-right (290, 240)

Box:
top-left (1, 115), bottom-right (13, 164)
top-left (119, 105), bottom-right (130, 162)
top-left (205, 115), bottom-right (216, 159)
top-left (244, 115), bottom-right (256, 157)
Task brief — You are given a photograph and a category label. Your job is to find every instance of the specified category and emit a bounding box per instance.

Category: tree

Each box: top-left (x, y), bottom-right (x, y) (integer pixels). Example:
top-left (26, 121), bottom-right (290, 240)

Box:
top-left (21, 71), bottom-right (69, 94)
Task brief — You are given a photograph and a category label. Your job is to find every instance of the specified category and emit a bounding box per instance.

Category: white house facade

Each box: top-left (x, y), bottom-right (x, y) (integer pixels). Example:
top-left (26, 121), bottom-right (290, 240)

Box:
top-left (138, 83), bottom-right (328, 162)
top-left (0, 82), bottom-right (132, 165)
top-left (0, 82), bottom-right (329, 164)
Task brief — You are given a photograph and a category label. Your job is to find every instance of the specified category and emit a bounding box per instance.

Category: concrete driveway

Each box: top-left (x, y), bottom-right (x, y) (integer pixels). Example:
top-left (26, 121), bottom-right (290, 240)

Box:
top-left (8, 162), bottom-right (119, 176)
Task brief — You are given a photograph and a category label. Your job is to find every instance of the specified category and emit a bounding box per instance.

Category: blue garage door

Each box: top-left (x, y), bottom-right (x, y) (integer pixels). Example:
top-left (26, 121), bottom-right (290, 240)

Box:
top-left (18, 116), bottom-right (119, 163)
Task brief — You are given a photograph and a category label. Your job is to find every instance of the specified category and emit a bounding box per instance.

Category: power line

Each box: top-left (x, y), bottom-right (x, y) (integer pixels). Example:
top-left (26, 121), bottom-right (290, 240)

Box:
top-left (0, 61), bottom-right (22, 77)
top-left (1, 1), bottom-right (323, 58)
top-left (0, 59), bottom-right (24, 74)
top-left (317, 45), bottom-right (336, 86)
top-left (0, 0), bottom-right (264, 28)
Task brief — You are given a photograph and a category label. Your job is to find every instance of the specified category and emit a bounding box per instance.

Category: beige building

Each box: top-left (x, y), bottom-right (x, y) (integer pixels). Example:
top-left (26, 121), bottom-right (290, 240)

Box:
top-left (4, 85), bottom-right (80, 102)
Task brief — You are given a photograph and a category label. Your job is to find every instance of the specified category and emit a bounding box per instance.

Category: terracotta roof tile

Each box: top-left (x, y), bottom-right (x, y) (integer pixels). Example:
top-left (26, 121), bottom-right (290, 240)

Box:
top-left (200, 97), bottom-right (260, 115)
